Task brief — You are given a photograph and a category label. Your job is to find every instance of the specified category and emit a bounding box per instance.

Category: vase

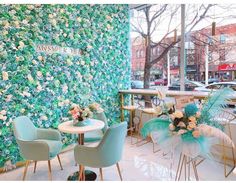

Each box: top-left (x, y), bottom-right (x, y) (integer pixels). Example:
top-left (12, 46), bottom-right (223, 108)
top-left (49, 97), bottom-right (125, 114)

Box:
top-left (73, 119), bottom-right (91, 127)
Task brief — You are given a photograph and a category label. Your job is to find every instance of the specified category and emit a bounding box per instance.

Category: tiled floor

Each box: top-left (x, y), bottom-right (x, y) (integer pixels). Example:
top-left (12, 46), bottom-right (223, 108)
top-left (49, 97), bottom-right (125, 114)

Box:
top-left (1, 137), bottom-right (236, 181)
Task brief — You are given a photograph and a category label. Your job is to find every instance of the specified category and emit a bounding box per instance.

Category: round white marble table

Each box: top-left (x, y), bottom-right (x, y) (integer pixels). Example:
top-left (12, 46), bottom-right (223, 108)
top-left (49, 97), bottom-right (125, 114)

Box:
top-left (58, 119), bottom-right (104, 181)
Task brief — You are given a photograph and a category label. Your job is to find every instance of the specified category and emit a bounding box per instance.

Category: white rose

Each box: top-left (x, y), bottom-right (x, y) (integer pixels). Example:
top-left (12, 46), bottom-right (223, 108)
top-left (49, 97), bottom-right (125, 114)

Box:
top-left (2, 71), bottom-right (8, 80)
top-left (40, 115), bottom-right (48, 121)
top-left (20, 108), bottom-right (25, 113)
top-left (23, 91), bottom-right (31, 97)
top-left (37, 85), bottom-right (42, 92)
top-left (37, 56), bottom-right (43, 61)
top-left (5, 95), bottom-right (12, 102)
top-left (18, 41), bottom-right (25, 49)
top-left (27, 74), bottom-right (34, 82)
top-left (64, 99), bottom-right (70, 105)
top-left (0, 110), bottom-right (7, 115)
top-left (87, 45), bottom-right (93, 49)
top-left (169, 123), bottom-right (175, 131)
top-left (48, 14), bottom-right (54, 19)
top-left (67, 59), bottom-right (72, 66)
top-left (0, 114), bottom-right (7, 120)
top-left (173, 111), bottom-right (184, 119)
top-left (37, 71), bottom-right (43, 77)
top-left (32, 60), bottom-right (38, 65)
top-left (77, 17), bottom-right (82, 22)
top-left (62, 85), bottom-right (68, 93)
top-left (177, 129), bottom-right (187, 135)
top-left (58, 102), bottom-right (64, 107)
top-left (3, 30), bottom-right (8, 35)
top-left (81, 61), bottom-right (85, 65)
top-left (22, 20), bottom-right (28, 25)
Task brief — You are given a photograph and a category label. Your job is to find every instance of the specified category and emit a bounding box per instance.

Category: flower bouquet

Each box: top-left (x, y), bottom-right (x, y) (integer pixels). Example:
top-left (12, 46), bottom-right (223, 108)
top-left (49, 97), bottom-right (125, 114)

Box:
top-left (141, 88), bottom-right (235, 158)
top-left (69, 104), bottom-right (93, 126)
top-left (88, 102), bottom-right (108, 132)
top-left (88, 102), bottom-right (104, 113)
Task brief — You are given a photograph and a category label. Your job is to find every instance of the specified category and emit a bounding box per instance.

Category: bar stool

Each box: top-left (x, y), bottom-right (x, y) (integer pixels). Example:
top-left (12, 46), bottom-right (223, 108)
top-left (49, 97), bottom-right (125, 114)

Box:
top-left (122, 105), bottom-right (138, 144)
top-left (136, 99), bottom-right (163, 146)
top-left (212, 110), bottom-right (236, 177)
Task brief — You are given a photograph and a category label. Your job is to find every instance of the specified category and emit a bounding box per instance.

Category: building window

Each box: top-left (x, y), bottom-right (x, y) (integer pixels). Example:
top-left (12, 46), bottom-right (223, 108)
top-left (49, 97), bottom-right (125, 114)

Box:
top-left (219, 48), bottom-right (225, 61)
top-left (136, 50), bottom-right (140, 58)
top-left (140, 50), bottom-right (144, 57)
top-left (208, 51), bottom-right (212, 61)
top-left (208, 37), bottom-right (213, 45)
top-left (220, 34), bottom-right (226, 44)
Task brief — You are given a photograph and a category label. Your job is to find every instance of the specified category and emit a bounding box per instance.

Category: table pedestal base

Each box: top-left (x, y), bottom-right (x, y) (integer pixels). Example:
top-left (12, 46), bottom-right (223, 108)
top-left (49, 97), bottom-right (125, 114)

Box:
top-left (67, 170), bottom-right (97, 181)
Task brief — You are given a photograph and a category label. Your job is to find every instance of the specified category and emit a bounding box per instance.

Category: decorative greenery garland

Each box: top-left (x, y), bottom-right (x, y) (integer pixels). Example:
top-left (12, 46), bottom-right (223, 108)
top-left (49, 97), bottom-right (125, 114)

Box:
top-left (0, 4), bottom-right (130, 169)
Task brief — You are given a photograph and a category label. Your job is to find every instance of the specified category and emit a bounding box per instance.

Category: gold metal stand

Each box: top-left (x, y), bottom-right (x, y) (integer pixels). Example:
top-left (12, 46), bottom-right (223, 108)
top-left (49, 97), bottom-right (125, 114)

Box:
top-left (175, 153), bottom-right (199, 181)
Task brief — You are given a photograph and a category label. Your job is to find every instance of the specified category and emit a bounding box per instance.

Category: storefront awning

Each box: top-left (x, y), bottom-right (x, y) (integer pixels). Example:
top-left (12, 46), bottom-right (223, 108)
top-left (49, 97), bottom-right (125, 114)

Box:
top-left (218, 64), bottom-right (236, 71)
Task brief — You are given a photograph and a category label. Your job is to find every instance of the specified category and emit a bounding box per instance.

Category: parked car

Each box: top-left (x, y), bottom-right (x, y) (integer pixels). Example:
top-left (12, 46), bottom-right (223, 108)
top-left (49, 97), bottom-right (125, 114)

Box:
top-left (194, 82), bottom-right (236, 92)
top-left (168, 80), bottom-right (204, 91)
top-left (131, 80), bottom-right (144, 89)
top-left (154, 78), bottom-right (168, 86)
top-left (201, 78), bottom-right (220, 84)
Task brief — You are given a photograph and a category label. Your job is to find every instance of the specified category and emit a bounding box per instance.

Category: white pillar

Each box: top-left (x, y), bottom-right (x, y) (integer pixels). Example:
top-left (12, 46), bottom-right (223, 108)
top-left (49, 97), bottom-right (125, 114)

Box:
top-left (167, 51), bottom-right (170, 87)
top-left (180, 4), bottom-right (185, 91)
top-left (205, 45), bottom-right (209, 85)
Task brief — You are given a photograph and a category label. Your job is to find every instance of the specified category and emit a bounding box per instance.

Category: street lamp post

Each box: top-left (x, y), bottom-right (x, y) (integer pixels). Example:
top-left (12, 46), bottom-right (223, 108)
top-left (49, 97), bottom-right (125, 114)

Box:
top-left (180, 4), bottom-right (186, 91)
top-left (205, 45), bottom-right (209, 85)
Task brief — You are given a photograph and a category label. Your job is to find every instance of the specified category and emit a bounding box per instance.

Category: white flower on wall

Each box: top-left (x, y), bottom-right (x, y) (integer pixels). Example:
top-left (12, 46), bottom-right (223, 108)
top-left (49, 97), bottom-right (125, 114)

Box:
top-left (2, 71), bottom-right (8, 80)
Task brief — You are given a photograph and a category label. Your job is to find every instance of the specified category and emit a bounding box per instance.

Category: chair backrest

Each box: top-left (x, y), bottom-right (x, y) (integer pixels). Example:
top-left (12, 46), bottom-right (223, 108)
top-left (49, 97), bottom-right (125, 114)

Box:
top-left (93, 112), bottom-right (108, 132)
top-left (13, 116), bottom-right (37, 140)
top-left (175, 96), bottom-right (194, 110)
top-left (97, 122), bottom-right (127, 166)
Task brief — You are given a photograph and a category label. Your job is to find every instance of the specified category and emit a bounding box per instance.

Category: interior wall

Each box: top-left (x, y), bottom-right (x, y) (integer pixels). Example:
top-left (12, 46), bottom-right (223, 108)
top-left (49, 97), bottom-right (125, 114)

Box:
top-left (0, 4), bottom-right (130, 169)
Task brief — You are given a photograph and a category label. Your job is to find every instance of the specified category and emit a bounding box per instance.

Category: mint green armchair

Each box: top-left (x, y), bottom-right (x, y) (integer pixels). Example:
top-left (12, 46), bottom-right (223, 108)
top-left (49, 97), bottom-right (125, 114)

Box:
top-left (84, 112), bottom-right (109, 142)
top-left (12, 116), bottom-right (63, 180)
top-left (74, 122), bottom-right (127, 181)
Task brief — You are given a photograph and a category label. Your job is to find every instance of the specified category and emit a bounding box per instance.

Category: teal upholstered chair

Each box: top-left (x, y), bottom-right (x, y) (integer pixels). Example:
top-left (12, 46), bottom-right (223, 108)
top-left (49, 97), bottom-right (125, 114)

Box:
top-left (74, 122), bottom-right (127, 181)
top-left (84, 112), bottom-right (109, 142)
top-left (12, 116), bottom-right (63, 180)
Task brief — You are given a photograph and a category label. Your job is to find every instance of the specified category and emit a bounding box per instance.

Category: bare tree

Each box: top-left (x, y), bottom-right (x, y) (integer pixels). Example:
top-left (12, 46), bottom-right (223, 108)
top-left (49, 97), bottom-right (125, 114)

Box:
top-left (131, 4), bottom-right (215, 89)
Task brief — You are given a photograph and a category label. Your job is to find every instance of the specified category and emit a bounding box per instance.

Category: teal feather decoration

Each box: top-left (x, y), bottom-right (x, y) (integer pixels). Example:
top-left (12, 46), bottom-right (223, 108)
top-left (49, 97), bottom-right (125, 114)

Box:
top-left (141, 118), bottom-right (171, 138)
top-left (198, 88), bottom-right (234, 130)
top-left (184, 103), bottom-right (198, 117)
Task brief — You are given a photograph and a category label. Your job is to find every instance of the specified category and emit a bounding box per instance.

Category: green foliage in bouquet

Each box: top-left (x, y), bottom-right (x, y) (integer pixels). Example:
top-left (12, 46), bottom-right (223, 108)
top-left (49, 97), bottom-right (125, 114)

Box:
top-left (198, 88), bottom-right (234, 130)
top-left (141, 88), bottom-right (234, 158)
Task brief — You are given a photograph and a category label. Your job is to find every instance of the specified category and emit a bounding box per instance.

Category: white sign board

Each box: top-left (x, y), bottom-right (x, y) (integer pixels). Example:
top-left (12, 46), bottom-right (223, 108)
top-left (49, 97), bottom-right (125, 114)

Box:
top-left (36, 44), bottom-right (81, 56)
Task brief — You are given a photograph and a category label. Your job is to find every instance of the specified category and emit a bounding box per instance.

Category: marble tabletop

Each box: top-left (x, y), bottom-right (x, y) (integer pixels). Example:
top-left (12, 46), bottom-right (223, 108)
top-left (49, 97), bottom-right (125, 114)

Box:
top-left (58, 119), bottom-right (104, 134)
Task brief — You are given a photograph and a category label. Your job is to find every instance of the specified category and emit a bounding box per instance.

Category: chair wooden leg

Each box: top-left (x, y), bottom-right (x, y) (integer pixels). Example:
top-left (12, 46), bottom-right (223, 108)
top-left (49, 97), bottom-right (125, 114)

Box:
top-left (22, 160), bottom-right (29, 181)
top-left (82, 166), bottom-right (85, 181)
top-left (79, 166), bottom-right (83, 180)
top-left (33, 161), bottom-right (37, 173)
top-left (79, 165), bottom-right (85, 181)
top-left (57, 155), bottom-right (63, 170)
top-left (48, 160), bottom-right (52, 181)
top-left (99, 168), bottom-right (103, 181)
top-left (116, 163), bottom-right (123, 181)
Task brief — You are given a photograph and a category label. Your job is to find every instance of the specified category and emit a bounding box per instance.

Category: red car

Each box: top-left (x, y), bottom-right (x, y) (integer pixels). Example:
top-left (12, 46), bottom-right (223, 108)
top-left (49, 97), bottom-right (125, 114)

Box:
top-left (154, 78), bottom-right (168, 86)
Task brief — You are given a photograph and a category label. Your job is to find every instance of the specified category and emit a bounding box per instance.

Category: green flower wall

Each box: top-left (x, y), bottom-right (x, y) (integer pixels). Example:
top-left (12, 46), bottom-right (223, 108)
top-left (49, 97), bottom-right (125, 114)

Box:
top-left (0, 4), bottom-right (130, 168)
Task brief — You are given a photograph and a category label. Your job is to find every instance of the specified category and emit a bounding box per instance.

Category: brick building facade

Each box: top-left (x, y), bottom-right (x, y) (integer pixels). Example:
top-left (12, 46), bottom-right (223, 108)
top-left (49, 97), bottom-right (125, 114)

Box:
top-left (131, 23), bottom-right (236, 82)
